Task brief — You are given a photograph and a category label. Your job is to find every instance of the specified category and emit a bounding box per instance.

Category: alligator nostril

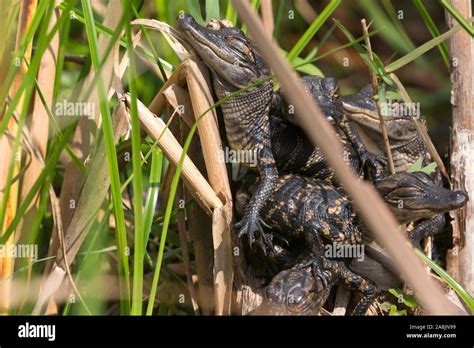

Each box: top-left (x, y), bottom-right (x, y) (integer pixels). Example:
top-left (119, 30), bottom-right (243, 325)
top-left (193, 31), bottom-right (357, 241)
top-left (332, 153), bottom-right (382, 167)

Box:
top-left (176, 14), bottom-right (195, 30)
top-left (453, 191), bottom-right (468, 206)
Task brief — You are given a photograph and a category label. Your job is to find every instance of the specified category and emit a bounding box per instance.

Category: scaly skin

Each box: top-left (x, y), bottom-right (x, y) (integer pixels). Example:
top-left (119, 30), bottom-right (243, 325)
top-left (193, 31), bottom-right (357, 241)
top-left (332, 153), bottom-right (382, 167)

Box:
top-left (177, 14), bottom-right (279, 252)
top-left (341, 85), bottom-right (427, 173)
top-left (375, 171), bottom-right (468, 245)
top-left (276, 77), bottom-right (387, 183)
top-left (236, 174), bottom-right (363, 252)
top-left (257, 255), bottom-right (378, 316)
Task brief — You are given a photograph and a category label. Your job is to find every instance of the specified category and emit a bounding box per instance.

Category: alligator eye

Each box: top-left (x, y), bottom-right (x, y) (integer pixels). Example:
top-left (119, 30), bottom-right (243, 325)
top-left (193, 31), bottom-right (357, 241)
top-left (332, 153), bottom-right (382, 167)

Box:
top-left (226, 37), bottom-right (255, 62)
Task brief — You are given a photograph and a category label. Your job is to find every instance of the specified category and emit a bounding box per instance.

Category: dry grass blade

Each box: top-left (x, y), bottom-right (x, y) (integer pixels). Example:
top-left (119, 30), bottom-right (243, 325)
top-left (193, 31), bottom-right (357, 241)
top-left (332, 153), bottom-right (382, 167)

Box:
top-left (131, 18), bottom-right (191, 60)
top-left (0, 0), bottom-right (37, 314)
top-left (232, 0), bottom-right (459, 315)
top-left (17, 3), bottom-right (60, 289)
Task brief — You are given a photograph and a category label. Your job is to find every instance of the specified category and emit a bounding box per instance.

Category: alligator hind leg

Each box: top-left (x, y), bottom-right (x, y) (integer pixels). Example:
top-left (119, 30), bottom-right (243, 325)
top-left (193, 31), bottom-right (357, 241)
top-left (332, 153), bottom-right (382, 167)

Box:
top-left (333, 261), bottom-right (379, 315)
top-left (236, 145), bottom-right (279, 253)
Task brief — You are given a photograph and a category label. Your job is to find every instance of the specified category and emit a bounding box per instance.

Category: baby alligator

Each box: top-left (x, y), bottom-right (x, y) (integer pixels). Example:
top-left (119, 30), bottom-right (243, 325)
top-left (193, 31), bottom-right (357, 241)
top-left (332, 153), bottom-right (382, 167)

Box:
top-left (177, 14), bottom-right (279, 252)
top-left (375, 171), bottom-right (468, 245)
top-left (255, 255), bottom-right (378, 316)
top-left (342, 85), bottom-right (428, 174)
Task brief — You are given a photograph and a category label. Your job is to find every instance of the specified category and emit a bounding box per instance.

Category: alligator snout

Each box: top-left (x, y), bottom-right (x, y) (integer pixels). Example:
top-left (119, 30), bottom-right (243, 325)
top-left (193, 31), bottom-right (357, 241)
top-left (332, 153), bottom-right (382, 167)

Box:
top-left (452, 190), bottom-right (468, 207)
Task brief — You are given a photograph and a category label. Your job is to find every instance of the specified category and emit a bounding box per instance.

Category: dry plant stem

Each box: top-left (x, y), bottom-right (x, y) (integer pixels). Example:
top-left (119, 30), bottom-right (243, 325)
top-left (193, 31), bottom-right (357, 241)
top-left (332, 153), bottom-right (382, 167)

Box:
top-left (361, 18), bottom-right (395, 175)
top-left (294, 0), bottom-right (318, 24)
top-left (185, 57), bottom-right (233, 315)
top-left (446, 0), bottom-right (474, 293)
top-left (176, 173), bottom-right (200, 314)
top-left (260, 0), bottom-right (274, 37)
top-left (0, 0), bottom-right (37, 314)
top-left (129, 95), bottom-right (223, 212)
top-left (232, 0), bottom-right (458, 315)
top-left (389, 73), bottom-right (450, 181)
top-left (164, 88), bottom-right (215, 315)
top-left (13, 112), bottom-right (90, 314)
top-left (18, 2), bottom-right (59, 263)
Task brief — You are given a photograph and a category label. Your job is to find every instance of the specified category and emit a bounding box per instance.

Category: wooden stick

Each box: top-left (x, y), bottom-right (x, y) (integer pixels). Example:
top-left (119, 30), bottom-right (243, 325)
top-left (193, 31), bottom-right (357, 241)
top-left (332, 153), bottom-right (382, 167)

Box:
top-left (445, 0), bottom-right (474, 293)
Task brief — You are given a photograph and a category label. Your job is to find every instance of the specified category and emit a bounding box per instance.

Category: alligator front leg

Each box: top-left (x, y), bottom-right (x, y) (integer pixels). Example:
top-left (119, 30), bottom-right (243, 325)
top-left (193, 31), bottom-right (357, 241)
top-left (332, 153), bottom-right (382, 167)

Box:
top-left (409, 213), bottom-right (446, 247)
top-left (340, 118), bottom-right (387, 182)
top-left (236, 145), bottom-right (279, 253)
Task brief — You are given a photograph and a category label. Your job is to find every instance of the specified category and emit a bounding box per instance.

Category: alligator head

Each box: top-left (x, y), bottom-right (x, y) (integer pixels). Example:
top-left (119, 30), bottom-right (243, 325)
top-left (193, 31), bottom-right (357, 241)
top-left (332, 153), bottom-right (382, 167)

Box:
top-left (280, 76), bottom-right (343, 125)
top-left (375, 171), bottom-right (468, 224)
top-left (259, 265), bottom-right (331, 315)
top-left (342, 85), bottom-right (426, 172)
top-left (176, 14), bottom-right (270, 90)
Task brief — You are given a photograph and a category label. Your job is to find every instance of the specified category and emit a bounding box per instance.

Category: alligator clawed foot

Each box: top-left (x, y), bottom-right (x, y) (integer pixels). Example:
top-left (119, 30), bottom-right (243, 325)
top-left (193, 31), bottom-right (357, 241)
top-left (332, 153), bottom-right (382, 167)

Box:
top-left (236, 217), bottom-right (273, 254)
top-left (298, 256), bottom-right (329, 289)
top-left (362, 152), bottom-right (388, 182)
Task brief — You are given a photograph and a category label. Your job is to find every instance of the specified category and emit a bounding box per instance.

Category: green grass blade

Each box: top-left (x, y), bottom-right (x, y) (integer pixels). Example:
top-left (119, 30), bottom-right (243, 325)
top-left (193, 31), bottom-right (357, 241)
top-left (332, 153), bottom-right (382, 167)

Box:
top-left (143, 149), bottom-right (163, 251)
top-left (439, 0), bottom-right (474, 36)
top-left (225, 1), bottom-right (237, 25)
top-left (205, 0), bottom-right (220, 22)
top-left (333, 19), bottom-right (380, 75)
top-left (416, 249), bottom-right (474, 312)
top-left (186, 0), bottom-right (205, 25)
top-left (287, 0), bottom-right (341, 63)
top-left (273, 0), bottom-right (285, 39)
top-left (81, 0), bottom-right (130, 315)
top-left (359, 0), bottom-right (413, 53)
top-left (385, 19), bottom-right (473, 72)
top-left (123, 0), bottom-right (145, 316)
top-left (413, 0), bottom-right (450, 68)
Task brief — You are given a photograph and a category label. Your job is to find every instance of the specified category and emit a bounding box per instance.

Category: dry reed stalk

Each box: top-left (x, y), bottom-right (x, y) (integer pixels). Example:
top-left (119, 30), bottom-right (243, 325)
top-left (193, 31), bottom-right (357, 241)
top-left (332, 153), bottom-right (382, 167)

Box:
top-left (261, 0), bottom-right (274, 37)
top-left (445, 0), bottom-right (474, 293)
top-left (185, 57), bottom-right (234, 315)
top-left (0, 0), bottom-right (37, 314)
top-left (17, 2), bottom-right (59, 260)
top-left (232, 0), bottom-right (459, 314)
top-left (128, 94), bottom-right (223, 212)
